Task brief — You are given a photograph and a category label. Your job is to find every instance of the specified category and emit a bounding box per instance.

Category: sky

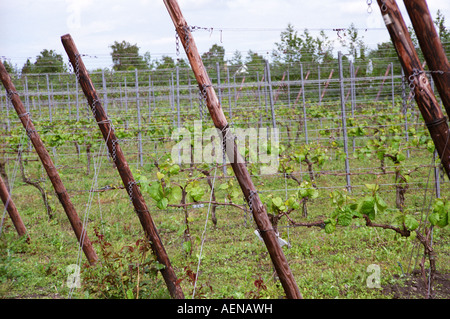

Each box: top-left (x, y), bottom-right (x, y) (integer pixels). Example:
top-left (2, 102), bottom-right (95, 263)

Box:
top-left (1, 0), bottom-right (449, 71)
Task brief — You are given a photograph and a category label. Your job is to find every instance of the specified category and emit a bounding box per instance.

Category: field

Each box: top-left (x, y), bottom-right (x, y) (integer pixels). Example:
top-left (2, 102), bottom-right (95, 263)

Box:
top-left (1, 56), bottom-right (449, 299)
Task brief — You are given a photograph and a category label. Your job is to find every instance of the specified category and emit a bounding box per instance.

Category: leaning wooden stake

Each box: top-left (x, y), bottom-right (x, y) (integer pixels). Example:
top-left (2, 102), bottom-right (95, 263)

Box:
top-left (163, 0), bottom-right (302, 299)
top-left (376, 0), bottom-right (450, 179)
top-left (0, 60), bottom-right (98, 264)
top-left (61, 34), bottom-right (184, 299)
top-left (403, 0), bottom-right (450, 117)
top-left (0, 174), bottom-right (30, 243)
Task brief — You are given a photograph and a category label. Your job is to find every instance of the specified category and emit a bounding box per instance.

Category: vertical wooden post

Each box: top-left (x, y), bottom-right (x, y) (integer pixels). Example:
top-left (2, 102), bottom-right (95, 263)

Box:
top-left (403, 0), bottom-right (450, 117)
top-left (163, 0), bottom-right (302, 299)
top-left (319, 69), bottom-right (334, 103)
top-left (60, 34), bottom-right (184, 299)
top-left (375, 63), bottom-right (391, 102)
top-left (376, 0), bottom-right (450, 179)
top-left (0, 60), bottom-right (98, 264)
top-left (0, 174), bottom-right (30, 242)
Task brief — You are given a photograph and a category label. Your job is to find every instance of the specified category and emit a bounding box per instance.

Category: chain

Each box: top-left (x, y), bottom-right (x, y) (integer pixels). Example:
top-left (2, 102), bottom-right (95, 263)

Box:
top-left (366, 0), bottom-right (373, 13)
top-left (90, 98), bottom-right (100, 118)
top-left (19, 111), bottom-right (36, 138)
top-left (198, 84), bottom-right (212, 121)
top-left (127, 180), bottom-right (137, 202)
top-left (175, 26), bottom-right (191, 56)
top-left (72, 53), bottom-right (97, 79)
top-left (6, 90), bottom-right (19, 101)
top-left (111, 139), bottom-right (119, 163)
top-left (407, 68), bottom-right (425, 101)
top-left (175, 31), bottom-right (180, 56)
top-left (220, 124), bottom-right (234, 157)
top-left (367, 0), bottom-right (387, 13)
top-left (175, 25), bottom-right (213, 55)
top-left (247, 190), bottom-right (258, 214)
top-left (74, 54), bottom-right (81, 81)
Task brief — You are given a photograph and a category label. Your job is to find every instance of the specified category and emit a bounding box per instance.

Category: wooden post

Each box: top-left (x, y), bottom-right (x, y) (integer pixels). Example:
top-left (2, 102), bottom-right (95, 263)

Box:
top-left (61, 34), bottom-right (184, 299)
top-left (0, 60), bottom-right (98, 264)
top-left (403, 0), bottom-right (450, 117)
top-left (163, 0), bottom-right (302, 299)
top-left (376, 0), bottom-right (450, 179)
top-left (0, 174), bottom-right (30, 242)
top-left (375, 63), bottom-right (391, 102)
top-left (319, 69), bottom-right (334, 103)
top-left (293, 70), bottom-right (310, 107)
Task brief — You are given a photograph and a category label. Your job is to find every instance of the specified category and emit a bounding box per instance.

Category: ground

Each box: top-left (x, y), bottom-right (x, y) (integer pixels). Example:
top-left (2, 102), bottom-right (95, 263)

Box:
top-left (382, 271), bottom-right (450, 299)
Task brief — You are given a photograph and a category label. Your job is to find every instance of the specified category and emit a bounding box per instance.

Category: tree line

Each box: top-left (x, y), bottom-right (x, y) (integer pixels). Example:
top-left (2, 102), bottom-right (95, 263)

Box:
top-left (2, 10), bottom-right (449, 81)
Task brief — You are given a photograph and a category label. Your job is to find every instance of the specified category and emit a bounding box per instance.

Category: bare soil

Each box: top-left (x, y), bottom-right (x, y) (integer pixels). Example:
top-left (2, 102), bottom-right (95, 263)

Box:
top-left (382, 271), bottom-right (450, 299)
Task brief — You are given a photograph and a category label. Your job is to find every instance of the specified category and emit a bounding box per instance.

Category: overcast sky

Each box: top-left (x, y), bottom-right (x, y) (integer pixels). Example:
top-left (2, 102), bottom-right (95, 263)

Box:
top-left (1, 0), bottom-right (449, 70)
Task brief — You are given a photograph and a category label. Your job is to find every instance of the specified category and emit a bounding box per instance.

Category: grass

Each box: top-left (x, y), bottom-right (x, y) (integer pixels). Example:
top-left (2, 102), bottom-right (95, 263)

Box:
top-left (1, 99), bottom-right (449, 299)
top-left (1, 158), bottom-right (448, 299)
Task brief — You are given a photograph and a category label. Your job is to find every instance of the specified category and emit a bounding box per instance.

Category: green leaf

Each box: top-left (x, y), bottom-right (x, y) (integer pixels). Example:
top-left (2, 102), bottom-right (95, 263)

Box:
top-left (309, 188), bottom-right (319, 199)
top-left (337, 207), bottom-right (353, 227)
top-left (272, 197), bottom-right (283, 208)
top-left (428, 212), bottom-right (440, 226)
top-left (218, 182), bottom-right (229, 190)
top-left (169, 164), bottom-right (180, 176)
top-left (148, 182), bottom-right (163, 201)
top-left (396, 152), bottom-right (406, 162)
top-left (325, 222), bottom-right (336, 234)
top-left (157, 198), bottom-right (168, 209)
top-left (188, 186), bottom-right (204, 202)
top-left (156, 171), bottom-right (165, 180)
top-left (324, 218), bottom-right (336, 234)
top-left (429, 198), bottom-right (449, 227)
top-left (182, 241), bottom-right (192, 254)
top-left (126, 289), bottom-right (134, 299)
top-left (167, 186), bottom-right (182, 204)
top-left (404, 215), bottom-right (419, 231)
top-left (286, 197), bottom-right (300, 210)
top-left (358, 196), bottom-right (376, 220)
top-left (375, 194), bottom-right (387, 213)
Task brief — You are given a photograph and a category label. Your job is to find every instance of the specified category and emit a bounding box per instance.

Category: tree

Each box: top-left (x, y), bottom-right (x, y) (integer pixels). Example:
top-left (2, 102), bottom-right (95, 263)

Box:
top-left (201, 44), bottom-right (225, 70)
top-left (338, 23), bottom-right (368, 62)
top-left (366, 41), bottom-right (400, 76)
top-left (110, 40), bottom-right (149, 71)
top-left (245, 50), bottom-right (265, 81)
top-left (272, 23), bottom-right (302, 66)
top-left (226, 50), bottom-right (245, 76)
top-left (21, 59), bottom-right (34, 74)
top-left (434, 10), bottom-right (450, 46)
top-left (24, 49), bottom-right (66, 73)
top-left (272, 23), bottom-right (334, 67)
top-left (1, 59), bottom-right (16, 75)
top-left (155, 55), bottom-right (176, 69)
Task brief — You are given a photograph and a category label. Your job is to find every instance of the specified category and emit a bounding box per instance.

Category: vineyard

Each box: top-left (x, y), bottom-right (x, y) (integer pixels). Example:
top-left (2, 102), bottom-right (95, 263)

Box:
top-left (1, 1), bottom-right (450, 300)
top-left (1, 49), bottom-right (448, 299)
